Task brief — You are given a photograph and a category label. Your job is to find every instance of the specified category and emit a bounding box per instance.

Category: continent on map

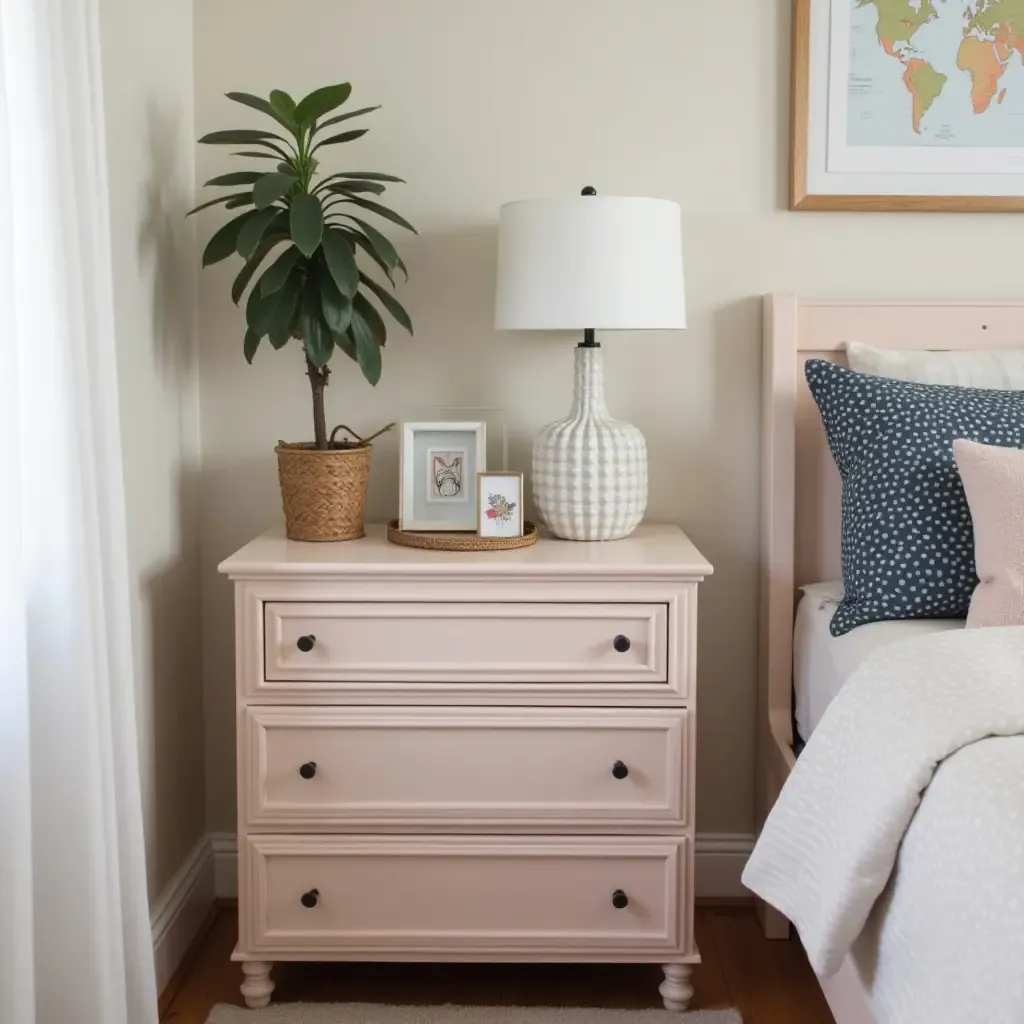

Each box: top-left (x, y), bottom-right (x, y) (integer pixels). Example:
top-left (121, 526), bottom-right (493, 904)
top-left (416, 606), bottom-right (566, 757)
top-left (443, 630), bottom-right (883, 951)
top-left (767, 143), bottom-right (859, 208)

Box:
top-left (957, 35), bottom-right (1008, 113)
top-left (856, 0), bottom-right (938, 56)
top-left (903, 59), bottom-right (948, 131)
top-left (965, 0), bottom-right (1024, 57)
top-left (857, 0), bottom-right (945, 132)
top-left (958, 0), bottom-right (1024, 113)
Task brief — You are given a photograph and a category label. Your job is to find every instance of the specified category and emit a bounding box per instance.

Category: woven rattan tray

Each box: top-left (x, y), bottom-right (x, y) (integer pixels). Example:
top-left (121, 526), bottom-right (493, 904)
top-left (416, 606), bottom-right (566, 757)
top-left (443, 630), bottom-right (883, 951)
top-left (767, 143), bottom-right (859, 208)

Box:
top-left (386, 519), bottom-right (538, 552)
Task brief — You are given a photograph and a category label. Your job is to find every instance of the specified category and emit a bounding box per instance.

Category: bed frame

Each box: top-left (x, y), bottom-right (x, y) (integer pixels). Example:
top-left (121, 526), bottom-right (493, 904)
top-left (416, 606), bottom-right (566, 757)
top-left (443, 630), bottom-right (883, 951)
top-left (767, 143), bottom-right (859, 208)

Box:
top-left (757, 294), bottom-right (1024, 1024)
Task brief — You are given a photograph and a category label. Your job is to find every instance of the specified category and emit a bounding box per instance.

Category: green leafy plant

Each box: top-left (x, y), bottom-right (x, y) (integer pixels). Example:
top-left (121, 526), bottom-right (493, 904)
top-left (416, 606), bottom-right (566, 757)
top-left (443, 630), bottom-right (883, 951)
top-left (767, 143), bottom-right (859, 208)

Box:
top-left (190, 83), bottom-right (415, 451)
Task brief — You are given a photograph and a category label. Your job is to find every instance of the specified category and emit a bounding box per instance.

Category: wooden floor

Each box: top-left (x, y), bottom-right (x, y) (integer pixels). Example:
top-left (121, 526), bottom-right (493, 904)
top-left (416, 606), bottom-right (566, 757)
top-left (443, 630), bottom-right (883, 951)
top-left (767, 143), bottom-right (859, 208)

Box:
top-left (161, 906), bottom-right (834, 1024)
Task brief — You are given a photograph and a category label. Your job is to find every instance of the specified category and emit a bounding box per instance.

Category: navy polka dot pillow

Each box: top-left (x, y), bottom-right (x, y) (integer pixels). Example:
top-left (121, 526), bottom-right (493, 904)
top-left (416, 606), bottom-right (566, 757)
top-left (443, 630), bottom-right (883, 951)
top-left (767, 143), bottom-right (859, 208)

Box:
top-left (805, 359), bottom-right (1024, 636)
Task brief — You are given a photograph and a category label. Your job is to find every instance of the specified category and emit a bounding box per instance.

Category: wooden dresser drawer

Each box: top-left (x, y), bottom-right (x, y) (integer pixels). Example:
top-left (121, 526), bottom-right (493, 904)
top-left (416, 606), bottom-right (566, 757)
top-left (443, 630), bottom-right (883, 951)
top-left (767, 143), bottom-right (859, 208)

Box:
top-left (242, 707), bottom-right (689, 831)
top-left (242, 835), bottom-right (686, 956)
top-left (263, 602), bottom-right (668, 685)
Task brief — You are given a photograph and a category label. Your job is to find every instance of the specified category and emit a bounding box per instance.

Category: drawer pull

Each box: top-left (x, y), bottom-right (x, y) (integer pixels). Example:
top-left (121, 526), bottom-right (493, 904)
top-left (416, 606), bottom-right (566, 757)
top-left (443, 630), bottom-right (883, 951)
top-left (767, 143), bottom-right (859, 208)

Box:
top-left (612, 889), bottom-right (629, 910)
top-left (300, 889), bottom-right (320, 909)
top-left (613, 635), bottom-right (631, 653)
top-left (299, 762), bottom-right (317, 780)
top-left (296, 634), bottom-right (316, 653)
top-left (612, 760), bottom-right (629, 780)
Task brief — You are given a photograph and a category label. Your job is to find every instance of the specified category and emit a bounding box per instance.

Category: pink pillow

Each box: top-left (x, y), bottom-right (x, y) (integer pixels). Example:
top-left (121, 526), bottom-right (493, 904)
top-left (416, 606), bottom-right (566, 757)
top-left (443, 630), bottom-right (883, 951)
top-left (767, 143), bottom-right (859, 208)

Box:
top-left (954, 439), bottom-right (1024, 628)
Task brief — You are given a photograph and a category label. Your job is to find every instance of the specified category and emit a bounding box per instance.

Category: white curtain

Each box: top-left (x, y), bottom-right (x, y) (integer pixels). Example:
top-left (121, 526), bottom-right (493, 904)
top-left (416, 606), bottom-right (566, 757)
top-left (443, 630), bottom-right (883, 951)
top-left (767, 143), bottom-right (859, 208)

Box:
top-left (0, 2), bottom-right (159, 1023)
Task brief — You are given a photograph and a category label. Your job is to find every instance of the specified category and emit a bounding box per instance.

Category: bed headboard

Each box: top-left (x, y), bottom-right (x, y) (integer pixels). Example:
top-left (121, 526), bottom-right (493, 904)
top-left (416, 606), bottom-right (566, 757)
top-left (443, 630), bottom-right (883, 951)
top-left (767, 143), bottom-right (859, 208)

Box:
top-left (757, 295), bottom-right (1024, 816)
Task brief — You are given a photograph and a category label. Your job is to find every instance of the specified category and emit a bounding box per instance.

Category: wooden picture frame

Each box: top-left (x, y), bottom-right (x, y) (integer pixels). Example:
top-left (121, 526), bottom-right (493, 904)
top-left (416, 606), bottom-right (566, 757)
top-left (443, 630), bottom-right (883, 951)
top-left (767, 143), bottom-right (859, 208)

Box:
top-left (475, 472), bottom-right (524, 538)
top-left (791, 0), bottom-right (1024, 212)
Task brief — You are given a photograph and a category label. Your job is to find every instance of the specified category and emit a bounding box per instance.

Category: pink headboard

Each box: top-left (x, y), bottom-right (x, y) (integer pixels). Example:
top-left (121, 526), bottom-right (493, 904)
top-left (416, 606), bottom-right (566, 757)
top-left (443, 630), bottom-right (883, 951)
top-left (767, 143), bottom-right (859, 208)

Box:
top-left (757, 295), bottom-right (1024, 822)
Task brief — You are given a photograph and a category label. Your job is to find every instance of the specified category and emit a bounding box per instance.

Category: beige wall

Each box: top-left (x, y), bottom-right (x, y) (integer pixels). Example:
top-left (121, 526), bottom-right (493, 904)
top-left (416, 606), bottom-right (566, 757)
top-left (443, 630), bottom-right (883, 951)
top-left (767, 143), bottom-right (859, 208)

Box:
top-left (195, 0), bottom-right (1024, 837)
top-left (100, 0), bottom-right (206, 899)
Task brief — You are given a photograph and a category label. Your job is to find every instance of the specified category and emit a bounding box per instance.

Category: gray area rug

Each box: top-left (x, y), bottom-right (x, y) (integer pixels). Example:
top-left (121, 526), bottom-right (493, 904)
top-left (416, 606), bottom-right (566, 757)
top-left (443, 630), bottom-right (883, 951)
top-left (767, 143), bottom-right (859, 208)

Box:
top-left (206, 1004), bottom-right (741, 1023)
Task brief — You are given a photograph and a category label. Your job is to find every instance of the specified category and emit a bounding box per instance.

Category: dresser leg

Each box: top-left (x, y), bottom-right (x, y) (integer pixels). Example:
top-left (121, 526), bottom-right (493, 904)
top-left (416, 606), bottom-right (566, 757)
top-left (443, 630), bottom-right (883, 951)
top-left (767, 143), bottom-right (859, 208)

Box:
top-left (240, 961), bottom-right (275, 1009)
top-left (659, 964), bottom-right (694, 1012)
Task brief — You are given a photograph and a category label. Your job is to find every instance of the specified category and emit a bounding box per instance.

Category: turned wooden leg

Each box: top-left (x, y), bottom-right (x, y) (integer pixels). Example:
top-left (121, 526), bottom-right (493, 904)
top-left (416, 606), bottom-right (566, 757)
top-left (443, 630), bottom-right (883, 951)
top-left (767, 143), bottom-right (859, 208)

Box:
top-left (240, 961), bottom-right (274, 1009)
top-left (659, 963), bottom-right (694, 1012)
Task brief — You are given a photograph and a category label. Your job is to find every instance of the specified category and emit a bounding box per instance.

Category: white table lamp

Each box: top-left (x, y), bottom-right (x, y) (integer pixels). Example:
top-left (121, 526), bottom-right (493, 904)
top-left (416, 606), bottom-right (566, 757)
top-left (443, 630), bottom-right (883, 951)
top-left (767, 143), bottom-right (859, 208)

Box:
top-left (494, 188), bottom-right (687, 541)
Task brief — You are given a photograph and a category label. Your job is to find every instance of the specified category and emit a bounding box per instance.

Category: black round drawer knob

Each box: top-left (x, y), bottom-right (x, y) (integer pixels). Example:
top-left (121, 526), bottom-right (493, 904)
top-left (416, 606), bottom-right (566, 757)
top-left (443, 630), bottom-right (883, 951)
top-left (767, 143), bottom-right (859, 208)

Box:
top-left (296, 634), bottom-right (316, 653)
top-left (613, 635), bottom-right (631, 654)
top-left (612, 889), bottom-right (629, 910)
top-left (301, 888), bottom-right (320, 909)
top-left (612, 761), bottom-right (629, 780)
top-left (299, 762), bottom-right (317, 780)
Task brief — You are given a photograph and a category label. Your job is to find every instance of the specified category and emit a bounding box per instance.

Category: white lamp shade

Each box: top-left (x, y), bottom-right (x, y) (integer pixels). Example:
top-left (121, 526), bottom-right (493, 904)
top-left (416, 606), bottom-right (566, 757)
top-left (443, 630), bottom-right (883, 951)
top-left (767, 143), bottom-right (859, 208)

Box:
top-left (494, 196), bottom-right (686, 331)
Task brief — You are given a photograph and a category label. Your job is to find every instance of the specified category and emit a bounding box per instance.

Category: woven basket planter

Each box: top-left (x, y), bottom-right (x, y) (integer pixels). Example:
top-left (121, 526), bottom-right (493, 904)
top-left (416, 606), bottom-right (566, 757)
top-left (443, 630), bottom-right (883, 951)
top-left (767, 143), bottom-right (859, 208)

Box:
top-left (275, 442), bottom-right (372, 542)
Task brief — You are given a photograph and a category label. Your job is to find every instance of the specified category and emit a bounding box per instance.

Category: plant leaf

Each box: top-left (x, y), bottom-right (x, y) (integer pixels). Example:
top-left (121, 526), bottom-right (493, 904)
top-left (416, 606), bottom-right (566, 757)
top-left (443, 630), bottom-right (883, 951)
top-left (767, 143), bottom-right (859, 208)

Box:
top-left (348, 306), bottom-right (381, 386)
top-left (204, 170), bottom-right (265, 187)
top-left (300, 279), bottom-right (334, 367)
top-left (290, 192), bottom-right (324, 257)
top-left (360, 273), bottom-right (413, 334)
top-left (315, 106), bottom-right (380, 132)
top-left (225, 92), bottom-right (293, 131)
top-left (236, 208), bottom-right (283, 259)
top-left (269, 90), bottom-right (298, 123)
top-left (353, 292), bottom-right (387, 347)
top-left (333, 171), bottom-right (406, 182)
top-left (318, 266), bottom-right (353, 335)
top-left (346, 216), bottom-right (400, 273)
top-left (340, 228), bottom-right (395, 283)
top-left (231, 150), bottom-right (281, 160)
top-left (321, 229), bottom-right (359, 298)
top-left (199, 129), bottom-right (287, 145)
top-left (231, 236), bottom-right (282, 304)
top-left (294, 83), bottom-right (352, 126)
top-left (253, 171), bottom-right (297, 209)
top-left (244, 328), bottom-right (260, 364)
top-left (259, 246), bottom-right (302, 296)
top-left (265, 272), bottom-right (302, 336)
top-left (225, 194), bottom-right (255, 209)
top-left (331, 181), bottom-right (386, 195)
top-left (186, 191), bottom-right (253, 217)
top-left (202, 209), bottom-right (257, 266)
top-left (313, 172), bottom-right (386, 195)
top-left (333, 194), bottom-right (417, 234)
top-left (311, 128), bottom-right (369, 154)
top-left (331, 330), bottom-right (358, 362)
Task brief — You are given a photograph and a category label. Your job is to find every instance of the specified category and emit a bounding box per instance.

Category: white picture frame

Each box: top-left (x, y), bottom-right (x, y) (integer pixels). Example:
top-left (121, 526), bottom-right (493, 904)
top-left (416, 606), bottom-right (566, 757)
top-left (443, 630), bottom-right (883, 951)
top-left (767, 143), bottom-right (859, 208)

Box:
top-left (399, 421), bottom-right (487, 532)
top-left (476, 472), bottom-right (524, 539)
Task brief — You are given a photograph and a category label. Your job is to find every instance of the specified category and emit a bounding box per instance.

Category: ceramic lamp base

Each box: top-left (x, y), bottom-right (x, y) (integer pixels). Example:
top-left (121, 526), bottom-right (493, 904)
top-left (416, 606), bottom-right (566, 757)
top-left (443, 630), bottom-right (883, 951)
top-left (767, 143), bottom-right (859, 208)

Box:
top-left (532, 345), bottom-right (648, 542)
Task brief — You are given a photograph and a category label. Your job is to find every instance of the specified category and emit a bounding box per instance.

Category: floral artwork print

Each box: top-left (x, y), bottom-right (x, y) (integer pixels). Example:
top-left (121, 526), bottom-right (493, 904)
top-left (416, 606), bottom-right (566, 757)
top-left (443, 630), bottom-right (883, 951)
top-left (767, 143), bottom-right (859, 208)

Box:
top-left (485, 492), bottom-right (517, 526)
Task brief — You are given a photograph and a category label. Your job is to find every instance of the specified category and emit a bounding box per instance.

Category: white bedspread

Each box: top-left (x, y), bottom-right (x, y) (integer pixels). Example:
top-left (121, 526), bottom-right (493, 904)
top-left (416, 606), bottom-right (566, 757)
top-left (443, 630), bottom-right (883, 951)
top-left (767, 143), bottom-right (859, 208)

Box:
top-left (743, 627), bottom-right (1024, 1024)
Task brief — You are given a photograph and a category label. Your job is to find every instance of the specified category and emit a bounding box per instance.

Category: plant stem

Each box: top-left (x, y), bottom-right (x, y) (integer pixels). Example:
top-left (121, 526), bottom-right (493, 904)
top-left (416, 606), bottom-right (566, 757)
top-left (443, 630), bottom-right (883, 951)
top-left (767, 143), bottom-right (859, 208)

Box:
top-left (306, 357), bottom-right (331, 450)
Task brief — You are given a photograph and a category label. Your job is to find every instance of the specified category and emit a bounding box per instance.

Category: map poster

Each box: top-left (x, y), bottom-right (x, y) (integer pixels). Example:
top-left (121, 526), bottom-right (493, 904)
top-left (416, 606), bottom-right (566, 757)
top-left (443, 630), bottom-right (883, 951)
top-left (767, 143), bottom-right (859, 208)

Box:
top-left (792, 0), bottom-right (1024, 210)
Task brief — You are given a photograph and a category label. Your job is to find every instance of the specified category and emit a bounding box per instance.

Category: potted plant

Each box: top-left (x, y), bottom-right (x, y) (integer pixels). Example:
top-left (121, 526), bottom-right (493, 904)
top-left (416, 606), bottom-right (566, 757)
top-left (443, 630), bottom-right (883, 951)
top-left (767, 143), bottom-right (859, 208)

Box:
top-left (190, 83), bottom-right (415, 541)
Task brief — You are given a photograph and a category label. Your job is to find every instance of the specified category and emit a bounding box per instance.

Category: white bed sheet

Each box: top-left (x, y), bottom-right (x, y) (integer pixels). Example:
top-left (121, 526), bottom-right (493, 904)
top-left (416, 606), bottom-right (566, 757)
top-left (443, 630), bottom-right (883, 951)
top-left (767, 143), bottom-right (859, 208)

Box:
top-left (793, 581), bottom-right (963, 740)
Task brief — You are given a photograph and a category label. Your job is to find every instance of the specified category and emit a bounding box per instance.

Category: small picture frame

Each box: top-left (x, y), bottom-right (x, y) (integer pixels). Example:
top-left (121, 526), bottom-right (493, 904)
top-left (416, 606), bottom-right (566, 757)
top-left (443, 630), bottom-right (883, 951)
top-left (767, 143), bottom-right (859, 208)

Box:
top-left (476, 472), bottom-right (524, 539)
top-left (399, 421), bottom-right (487, 532)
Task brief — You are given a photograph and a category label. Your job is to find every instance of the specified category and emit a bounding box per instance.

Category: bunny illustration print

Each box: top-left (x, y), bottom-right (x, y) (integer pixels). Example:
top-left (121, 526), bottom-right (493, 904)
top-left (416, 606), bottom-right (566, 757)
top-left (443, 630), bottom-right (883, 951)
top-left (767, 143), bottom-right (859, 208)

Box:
top-left (427, 449), bottom-right (466, 502)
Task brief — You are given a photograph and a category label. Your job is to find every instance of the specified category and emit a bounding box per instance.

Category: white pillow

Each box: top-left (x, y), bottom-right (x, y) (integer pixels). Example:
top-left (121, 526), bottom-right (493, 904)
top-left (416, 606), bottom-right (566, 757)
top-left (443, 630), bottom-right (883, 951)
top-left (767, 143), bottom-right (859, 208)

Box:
top-left (845, 340), bottom-right (1024, 389)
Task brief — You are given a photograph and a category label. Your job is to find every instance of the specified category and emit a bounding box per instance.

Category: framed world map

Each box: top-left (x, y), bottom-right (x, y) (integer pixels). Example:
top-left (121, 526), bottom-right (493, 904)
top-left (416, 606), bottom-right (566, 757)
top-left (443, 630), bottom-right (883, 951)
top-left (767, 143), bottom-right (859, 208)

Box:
top-left (792, 0), bottom-right (1024, 210)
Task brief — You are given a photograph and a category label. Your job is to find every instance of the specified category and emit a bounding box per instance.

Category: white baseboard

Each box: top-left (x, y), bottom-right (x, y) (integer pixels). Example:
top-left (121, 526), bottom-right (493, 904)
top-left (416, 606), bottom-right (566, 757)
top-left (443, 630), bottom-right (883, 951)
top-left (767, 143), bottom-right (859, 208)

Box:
top-left (205, 831), bottom-right (754, 902)
top-left (150, 835), bottom-right (217, 994)
top-left (210, 831), bottom-right (239, 899)
top-left (694, 833), bottom-right (755, 899)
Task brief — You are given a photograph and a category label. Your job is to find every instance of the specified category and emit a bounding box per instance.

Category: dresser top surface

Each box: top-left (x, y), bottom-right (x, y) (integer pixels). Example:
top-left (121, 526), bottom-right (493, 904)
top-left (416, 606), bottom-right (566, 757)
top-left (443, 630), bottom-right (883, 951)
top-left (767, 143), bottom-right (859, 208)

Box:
top-left (219, 523), bottom-right (712, 580)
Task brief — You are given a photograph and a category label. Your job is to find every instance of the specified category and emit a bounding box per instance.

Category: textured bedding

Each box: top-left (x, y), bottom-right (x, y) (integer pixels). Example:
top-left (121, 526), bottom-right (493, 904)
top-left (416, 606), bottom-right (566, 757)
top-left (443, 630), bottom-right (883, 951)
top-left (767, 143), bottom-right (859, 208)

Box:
top-left (744, 627), bottom-right (1024, 1024)
top-left (793, 581), bottom-right (962, 740)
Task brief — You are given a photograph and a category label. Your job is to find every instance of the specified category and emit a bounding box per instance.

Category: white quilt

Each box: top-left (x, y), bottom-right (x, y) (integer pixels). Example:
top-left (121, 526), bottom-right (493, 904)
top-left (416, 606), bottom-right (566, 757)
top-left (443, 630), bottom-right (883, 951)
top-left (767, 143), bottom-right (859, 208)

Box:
top-left (742, 627), bottom-right (1024, 1024)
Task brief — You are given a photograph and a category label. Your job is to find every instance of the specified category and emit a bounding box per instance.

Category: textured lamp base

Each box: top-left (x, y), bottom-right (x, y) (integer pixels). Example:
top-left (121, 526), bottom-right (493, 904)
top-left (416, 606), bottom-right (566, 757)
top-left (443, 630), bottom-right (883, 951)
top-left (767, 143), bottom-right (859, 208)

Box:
top-left (533, 345), bottom-right (648, 542)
